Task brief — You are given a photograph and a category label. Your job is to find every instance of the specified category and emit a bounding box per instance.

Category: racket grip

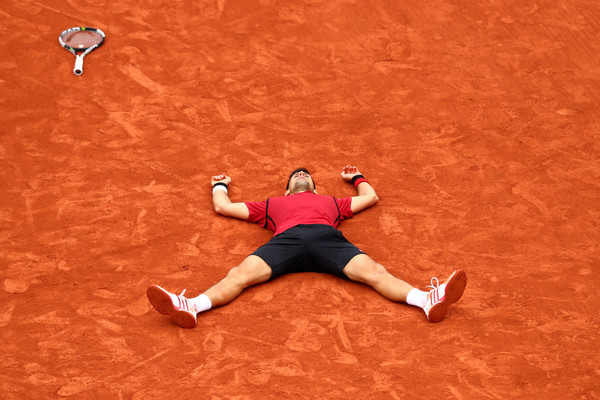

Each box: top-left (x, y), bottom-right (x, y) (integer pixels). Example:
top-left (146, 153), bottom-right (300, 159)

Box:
top-left (73, 55), bottom-right (84, 75)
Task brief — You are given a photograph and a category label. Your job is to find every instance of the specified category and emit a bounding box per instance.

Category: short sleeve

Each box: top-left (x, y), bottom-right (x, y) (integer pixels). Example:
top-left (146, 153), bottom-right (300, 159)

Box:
top-left (244, 200), bottom-right (267, 226)
top-left (336, 197), bottom-right (354, 220)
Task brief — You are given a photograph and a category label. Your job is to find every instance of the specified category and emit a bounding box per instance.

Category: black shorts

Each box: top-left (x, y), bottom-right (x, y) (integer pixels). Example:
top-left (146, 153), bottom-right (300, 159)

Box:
top-left (252, 224), bottom-right (366, 280)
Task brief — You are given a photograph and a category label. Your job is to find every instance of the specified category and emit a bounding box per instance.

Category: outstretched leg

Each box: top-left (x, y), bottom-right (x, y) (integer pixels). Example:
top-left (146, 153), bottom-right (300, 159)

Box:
top-left (342, 254), bottom-right (415, 302)
top-left (342, 254), bottom-right (466, 322)
top-left (147, 255), bottom-right (272, 328)
top-left (203, 255), bottom-right (272, 307)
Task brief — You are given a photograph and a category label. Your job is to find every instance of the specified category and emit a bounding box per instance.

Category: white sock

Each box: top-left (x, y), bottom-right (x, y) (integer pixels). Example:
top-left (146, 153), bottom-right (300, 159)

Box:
top-left (190, 294), bottom-right (212, 313)
top-left (406, 288), bottom-right (428, 309)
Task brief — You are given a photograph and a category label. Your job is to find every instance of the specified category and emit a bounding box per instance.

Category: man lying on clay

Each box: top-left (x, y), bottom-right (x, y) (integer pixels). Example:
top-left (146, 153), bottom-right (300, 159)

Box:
top-left (147, 165), bottom-right (467, 328)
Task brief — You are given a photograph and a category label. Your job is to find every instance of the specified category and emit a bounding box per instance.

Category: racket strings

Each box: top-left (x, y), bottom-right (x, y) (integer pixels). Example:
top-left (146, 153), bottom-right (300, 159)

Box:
top-left (61, 31), bottom-right (103, 50)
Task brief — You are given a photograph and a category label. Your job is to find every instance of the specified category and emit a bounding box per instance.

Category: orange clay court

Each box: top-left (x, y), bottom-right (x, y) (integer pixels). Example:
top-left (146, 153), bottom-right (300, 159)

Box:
top-left (1, 0), bottom-right (599, 399)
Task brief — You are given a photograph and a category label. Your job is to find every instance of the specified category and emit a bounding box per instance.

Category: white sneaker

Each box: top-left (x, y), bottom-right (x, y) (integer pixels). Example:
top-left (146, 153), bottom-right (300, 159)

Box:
top-left (147, 284), bottom-right (198, 328)
top-left (423, 270), bottom-right (467, 322)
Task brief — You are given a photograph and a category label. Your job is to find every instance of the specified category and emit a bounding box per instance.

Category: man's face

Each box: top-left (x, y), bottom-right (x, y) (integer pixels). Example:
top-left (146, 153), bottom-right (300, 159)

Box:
top-left (286, 170), bottom-right (315, 195)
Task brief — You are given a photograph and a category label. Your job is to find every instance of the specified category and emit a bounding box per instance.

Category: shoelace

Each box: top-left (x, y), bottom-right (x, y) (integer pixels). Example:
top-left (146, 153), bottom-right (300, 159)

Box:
top-left (179, 289), bottom-right (187, 297)
top-left (427, 277), bottom-right (440, 290)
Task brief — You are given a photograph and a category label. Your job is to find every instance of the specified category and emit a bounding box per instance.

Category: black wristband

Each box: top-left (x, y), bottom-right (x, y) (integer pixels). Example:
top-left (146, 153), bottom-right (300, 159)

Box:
top-left (350, 175), bottom-right (365, 185)
top-left (213, 182), bottom-right (228, 189)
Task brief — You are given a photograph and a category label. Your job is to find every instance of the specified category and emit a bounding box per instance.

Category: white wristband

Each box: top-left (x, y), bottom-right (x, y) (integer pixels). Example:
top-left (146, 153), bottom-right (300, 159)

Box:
top-left (212, 185), bottom-right (228, 194)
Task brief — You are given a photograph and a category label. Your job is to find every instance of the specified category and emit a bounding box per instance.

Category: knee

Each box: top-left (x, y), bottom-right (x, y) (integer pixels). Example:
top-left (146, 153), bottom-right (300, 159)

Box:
top-left (347, 260), bottom-right (388, 285)
top-left (225, 257), bottom-right (271, 286)
top-left (225, 265), bottom-right (245, 283)
top-left (365, 263), bottom-right (388, 284)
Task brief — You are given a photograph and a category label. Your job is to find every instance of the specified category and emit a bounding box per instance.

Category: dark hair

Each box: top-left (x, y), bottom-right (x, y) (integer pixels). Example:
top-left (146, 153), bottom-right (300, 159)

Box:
top-left (286, 168), bottom-right (315, 190)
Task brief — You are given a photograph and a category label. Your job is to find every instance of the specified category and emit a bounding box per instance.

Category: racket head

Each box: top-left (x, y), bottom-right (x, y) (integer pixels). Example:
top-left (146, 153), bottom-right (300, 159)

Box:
top-left (59, 27), bottom-right (105, 53)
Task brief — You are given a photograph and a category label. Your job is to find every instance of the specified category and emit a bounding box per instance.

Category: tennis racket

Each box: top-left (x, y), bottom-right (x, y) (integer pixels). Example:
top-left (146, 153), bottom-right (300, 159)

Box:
top-left (59, 27), bottom-right (105, 75)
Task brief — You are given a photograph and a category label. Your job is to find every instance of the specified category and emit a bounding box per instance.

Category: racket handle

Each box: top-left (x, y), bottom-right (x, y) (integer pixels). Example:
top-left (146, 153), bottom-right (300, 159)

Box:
top-left (73, 55), bottom-right (84, 75)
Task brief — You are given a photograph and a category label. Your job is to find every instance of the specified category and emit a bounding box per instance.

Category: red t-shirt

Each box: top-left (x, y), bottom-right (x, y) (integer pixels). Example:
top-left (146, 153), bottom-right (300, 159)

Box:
top-left (245, 191), bottom-right (354, 236)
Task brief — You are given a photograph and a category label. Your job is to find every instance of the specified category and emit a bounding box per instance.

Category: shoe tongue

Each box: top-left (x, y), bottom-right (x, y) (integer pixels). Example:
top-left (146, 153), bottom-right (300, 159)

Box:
top-left (438, 283), bottom-right (446, 297)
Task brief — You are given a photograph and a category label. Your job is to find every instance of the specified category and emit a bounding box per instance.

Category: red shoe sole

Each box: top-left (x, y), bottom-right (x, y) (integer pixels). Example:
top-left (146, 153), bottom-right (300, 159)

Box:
top-left (427, 270), bottom-right (467, 323)
top-left (147, 285), bottom-right (197, 329)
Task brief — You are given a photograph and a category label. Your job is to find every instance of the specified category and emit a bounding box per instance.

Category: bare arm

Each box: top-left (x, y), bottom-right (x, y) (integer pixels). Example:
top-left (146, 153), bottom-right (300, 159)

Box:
top-left (340, 165), bottom-right (379, 214)
top-left (211, 174), bottom-right (250, 220)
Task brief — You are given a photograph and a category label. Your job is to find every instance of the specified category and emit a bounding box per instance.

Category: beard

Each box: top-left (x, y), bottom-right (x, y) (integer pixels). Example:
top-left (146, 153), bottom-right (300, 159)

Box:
top-left (291, 180), bottom-right (312, 193)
